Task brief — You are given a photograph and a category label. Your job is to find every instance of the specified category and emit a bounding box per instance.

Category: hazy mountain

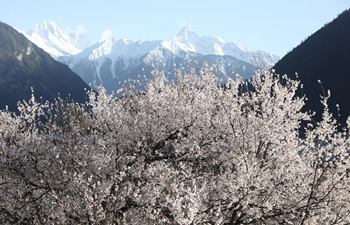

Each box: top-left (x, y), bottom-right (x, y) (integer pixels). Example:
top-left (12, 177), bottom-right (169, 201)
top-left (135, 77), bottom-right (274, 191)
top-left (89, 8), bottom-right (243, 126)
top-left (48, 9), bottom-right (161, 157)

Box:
top-left (162, 27), bottom-right (279, 68)
top-left (274, 9), bottom-right (350, 125)
top-left (23, 21), bottom-right (90, 58)
top-left (63, 27), bottom-right (277, 92)
top-left (0, 21), bottom-right (90, 111)
top-left (23, 22), bottom-right (279, 93)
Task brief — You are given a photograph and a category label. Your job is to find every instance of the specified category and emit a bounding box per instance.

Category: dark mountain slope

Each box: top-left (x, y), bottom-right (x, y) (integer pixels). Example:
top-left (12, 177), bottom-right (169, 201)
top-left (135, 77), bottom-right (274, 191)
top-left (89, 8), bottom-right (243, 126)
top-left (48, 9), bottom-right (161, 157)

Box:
top-left (274, 9), bottom-right (350, 124)
top-left (0, 21), bottom-right (90, 111)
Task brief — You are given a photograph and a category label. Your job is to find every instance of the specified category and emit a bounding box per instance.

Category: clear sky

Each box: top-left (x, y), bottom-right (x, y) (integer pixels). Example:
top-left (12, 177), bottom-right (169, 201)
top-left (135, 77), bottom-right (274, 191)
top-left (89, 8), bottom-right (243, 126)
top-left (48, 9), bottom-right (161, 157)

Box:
top-left (1, 0), bottom-right (349, 56)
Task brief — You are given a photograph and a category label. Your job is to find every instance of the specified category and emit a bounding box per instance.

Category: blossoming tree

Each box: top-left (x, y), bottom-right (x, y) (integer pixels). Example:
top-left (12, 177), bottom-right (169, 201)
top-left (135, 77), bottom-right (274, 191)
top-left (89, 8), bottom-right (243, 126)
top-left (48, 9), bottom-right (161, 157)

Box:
top-left (0, 68), bottom-right (350, 224)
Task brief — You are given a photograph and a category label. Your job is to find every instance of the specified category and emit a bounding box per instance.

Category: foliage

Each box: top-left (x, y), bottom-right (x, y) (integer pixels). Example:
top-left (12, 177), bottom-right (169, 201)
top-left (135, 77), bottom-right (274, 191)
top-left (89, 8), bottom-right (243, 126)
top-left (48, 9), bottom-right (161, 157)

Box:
top-left (1, 68), bottom-right (350, 224)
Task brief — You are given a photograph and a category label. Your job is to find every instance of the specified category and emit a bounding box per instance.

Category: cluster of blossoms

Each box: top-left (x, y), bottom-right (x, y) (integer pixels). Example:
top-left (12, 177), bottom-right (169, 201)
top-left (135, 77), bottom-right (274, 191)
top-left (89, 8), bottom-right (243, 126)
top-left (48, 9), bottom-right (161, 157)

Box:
top-left (1, 68), bottom-right (350, 224)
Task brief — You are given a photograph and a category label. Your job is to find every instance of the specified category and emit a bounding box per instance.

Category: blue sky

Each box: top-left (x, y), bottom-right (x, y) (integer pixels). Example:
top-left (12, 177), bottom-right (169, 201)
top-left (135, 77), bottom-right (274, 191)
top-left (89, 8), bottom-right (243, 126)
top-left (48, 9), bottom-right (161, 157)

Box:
top-left (1, 0), bottom-right (349, 56)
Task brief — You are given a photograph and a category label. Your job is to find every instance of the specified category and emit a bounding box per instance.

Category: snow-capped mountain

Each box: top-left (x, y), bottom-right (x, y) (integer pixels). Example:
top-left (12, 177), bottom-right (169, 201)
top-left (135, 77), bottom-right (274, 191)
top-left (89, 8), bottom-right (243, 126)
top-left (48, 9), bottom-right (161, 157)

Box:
top-left (66, 26), bottom-right (278, 68)
top-left (23, 21), bottom-right (90, 57)
top-left (161, 27), bottom-right (279, 68)
top-left (62, 27), bottom-right (278, 92)
top-left (23, 22), bottom-right (279, 93)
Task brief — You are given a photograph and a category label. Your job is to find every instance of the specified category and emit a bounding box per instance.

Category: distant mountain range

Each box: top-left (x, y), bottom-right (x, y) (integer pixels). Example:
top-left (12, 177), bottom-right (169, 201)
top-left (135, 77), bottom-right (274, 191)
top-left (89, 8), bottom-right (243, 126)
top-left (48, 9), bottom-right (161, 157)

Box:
top-left (0, 22), bottom-right (90, 111)
top-left (274, 9), bottom-right (350, 125)
top-left (22, 21), bottom-right (279, 93)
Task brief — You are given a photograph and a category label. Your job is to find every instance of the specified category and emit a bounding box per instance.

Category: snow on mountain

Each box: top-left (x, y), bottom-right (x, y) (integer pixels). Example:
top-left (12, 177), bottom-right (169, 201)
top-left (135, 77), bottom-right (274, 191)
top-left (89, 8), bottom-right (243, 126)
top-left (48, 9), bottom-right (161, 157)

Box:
top-left (162, 26), bottom-right (226, 55)
top-left (72, 26), bottom-right (278, 69)
top-left (60, 26), bottom-right (279, 92)
top-left (160, 26), bottom-right (279, 68)
top-left (85, 30), bottom-right (162, 61)
top-left (23, 22), bottom-right (278, 68)
top-left (62, 30), bottom-right (162, 83)
top-left (24, 21), bottom-right (90, 58)
top-left (22, 22), bottom-right (279, 92)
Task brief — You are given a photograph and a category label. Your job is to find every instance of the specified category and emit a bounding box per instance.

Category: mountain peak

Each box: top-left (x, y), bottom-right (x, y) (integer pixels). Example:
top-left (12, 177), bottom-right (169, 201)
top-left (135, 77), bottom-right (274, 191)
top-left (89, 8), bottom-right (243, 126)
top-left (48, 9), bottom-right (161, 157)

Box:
top-left (177, 26), bottom-right (193, 36)
top-left (32, 20), bottom-right (60, 34)
top-left (40, 20), bottom-right (57, 28)
top-left (24, 21), bottom-right (279, 67)
top-left (26, 21), bottom-right (90, 57)
top-left (100, 30), bottom-right (114, 42)
top-left (176, 26), bottom-right (203, 42)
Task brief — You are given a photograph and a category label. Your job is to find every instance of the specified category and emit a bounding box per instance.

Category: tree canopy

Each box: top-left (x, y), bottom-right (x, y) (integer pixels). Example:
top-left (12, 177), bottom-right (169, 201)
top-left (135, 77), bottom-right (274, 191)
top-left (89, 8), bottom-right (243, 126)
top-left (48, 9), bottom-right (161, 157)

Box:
top-left (1, 68), bottom-right (350, 224)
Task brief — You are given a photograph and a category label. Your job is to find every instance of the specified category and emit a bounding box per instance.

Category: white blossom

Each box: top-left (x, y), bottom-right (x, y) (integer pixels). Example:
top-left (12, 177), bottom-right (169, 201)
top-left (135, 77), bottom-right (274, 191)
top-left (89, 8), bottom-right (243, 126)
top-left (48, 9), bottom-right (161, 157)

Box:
top-left (0, 68), bottom-right (349, 224)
